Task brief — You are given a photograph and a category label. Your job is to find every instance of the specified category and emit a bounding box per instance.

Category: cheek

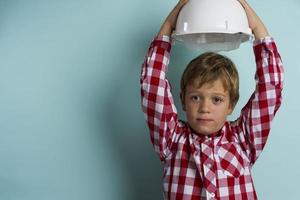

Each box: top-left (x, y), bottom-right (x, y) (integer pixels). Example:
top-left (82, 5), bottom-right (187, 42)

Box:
top-left (185, 104), bottom-right (197, 118)
top-left (213, 106), bottom-right (229, 117)
top-left (185, 106), bottom-right (193, 117)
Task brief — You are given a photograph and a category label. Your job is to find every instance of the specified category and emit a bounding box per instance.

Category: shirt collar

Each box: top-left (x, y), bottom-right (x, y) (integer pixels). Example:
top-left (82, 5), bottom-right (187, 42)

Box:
top-left (187, 122), bottom-right (227, 145)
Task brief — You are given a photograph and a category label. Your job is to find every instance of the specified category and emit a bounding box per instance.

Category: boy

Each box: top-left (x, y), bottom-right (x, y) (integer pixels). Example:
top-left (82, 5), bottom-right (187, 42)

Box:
top-left (140, 0), bottom-right (284, 199)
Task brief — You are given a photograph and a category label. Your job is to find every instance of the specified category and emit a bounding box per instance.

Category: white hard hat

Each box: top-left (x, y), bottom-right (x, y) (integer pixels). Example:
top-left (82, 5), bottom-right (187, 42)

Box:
top-left (172, 0), bottom-right (253, 51)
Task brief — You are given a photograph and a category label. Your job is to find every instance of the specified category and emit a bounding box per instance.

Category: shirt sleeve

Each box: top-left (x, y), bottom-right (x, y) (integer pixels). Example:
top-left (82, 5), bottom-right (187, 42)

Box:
top-left (234, 36), bottom-right (284, 165)
top-left (140, 35), bottom-right (179, 161)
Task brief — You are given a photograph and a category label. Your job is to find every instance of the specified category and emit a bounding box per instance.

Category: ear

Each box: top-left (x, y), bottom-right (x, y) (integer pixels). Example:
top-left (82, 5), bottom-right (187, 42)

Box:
top-left (227, 105), bottom-right (233, 115)
top-left (182, 104), bottom-right (186, 112)
top-left (180, 92), bottom-right (186, 111)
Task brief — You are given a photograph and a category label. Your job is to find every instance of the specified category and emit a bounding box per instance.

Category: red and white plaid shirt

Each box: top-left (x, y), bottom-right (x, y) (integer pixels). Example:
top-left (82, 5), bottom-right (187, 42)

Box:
top-left (140, 35), bottom-right (284, 200)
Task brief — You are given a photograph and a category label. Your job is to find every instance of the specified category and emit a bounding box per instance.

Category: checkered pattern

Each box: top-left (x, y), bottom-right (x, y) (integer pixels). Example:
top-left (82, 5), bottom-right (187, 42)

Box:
top-left (140, 35), bottom-right (284, 200)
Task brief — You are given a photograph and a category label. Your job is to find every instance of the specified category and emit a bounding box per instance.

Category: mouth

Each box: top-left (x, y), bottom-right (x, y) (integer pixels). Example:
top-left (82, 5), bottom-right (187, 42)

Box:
top-left (196, 118), bottom-right (213, 122)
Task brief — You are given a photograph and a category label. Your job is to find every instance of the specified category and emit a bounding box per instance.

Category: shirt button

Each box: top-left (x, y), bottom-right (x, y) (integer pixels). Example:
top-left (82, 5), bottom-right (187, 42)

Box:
top-left (207, 163), bottom-right (212, 169)
top-left (211, 193), bottom-right (215, 197)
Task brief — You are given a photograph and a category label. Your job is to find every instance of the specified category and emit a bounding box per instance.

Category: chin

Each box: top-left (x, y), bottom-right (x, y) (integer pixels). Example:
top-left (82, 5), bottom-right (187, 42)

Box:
top-left (193, 125), bottom-right (220, 136)
top-left (196, 131), bottom-right (214, 136)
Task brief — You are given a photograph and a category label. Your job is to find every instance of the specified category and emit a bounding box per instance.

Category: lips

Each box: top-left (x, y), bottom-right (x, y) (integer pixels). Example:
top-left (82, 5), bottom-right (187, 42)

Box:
top-left (196, 118), bottom-right (213, 122)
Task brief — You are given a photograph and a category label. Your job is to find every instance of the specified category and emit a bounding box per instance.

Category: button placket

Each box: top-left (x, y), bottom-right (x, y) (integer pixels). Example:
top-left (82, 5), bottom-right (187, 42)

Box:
top-left (201, 138), bottom-right (217, 195)
top-left (202, 139), bottom-right (215, 170)
top-left (207, 163), bottom-right (212, 169)
top-left (205, 190), bottom-right (216, 200)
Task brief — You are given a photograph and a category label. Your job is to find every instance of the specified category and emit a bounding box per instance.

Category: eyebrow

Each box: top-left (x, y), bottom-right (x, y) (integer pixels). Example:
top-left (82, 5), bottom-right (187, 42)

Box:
top-left (212, 93), bottom-right (226, 97)
top-left (187, 91), bottom-right (227, 97)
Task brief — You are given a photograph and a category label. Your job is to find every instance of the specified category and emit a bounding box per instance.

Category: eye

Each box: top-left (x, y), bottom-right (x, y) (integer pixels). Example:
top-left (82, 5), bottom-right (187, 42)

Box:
top-left (212, 96), bottom-right (224, 104)
top-left (191, 95), bottom-right (201, 102)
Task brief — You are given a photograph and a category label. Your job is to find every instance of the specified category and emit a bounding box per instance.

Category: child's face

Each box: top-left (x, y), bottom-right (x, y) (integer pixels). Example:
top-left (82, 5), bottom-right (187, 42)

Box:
top-left (183, 78), bottom-right (233, 136)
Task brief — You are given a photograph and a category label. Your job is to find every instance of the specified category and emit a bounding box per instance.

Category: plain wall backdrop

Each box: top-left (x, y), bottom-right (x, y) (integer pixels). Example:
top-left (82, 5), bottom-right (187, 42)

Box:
top-left (0, 0), bottom-right (299, 199)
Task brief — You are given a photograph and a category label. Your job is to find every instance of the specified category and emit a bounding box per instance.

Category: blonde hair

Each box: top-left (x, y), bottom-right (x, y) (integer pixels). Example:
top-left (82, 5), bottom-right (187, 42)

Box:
top-left (180, 52), bottom-right (239, 109)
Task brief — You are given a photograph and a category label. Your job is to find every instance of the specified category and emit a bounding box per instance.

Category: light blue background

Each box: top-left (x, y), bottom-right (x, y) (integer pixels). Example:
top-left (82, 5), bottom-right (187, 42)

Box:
top-left (0, 0), bottom-right (299, 199)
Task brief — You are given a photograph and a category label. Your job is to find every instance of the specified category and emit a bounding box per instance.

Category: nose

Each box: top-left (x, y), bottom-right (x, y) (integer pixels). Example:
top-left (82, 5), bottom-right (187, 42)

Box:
top-left (198, 99), bottom-right (210, 113)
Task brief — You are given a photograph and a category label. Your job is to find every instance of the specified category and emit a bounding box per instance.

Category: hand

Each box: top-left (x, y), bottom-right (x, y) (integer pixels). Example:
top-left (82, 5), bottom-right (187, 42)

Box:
top-left (238, 0), bottom-right (269, 39)
top-left (158, 0), bottom-right (189, 37)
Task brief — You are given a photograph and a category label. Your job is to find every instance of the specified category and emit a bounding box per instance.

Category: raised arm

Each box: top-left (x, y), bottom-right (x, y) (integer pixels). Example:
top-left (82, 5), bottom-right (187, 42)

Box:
top-left (158, 0), bottom-right (189, 37)
top-left (238, 0), bottom-right (269, 39)
top-left (235, 0), bottom-right (284, 164)
top-left (140, 0), bottom-right (188, 161)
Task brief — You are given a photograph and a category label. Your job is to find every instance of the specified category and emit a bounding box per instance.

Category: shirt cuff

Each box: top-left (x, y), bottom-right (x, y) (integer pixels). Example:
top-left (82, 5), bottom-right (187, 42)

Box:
top-left (253, 36), bottom-right (279, 56)
top-left (253, 36), bottom-right (274, 46)
top-left (153, 35), bottom-right (171, 42)
top-left (150, 35), bottom-right (172, 52)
